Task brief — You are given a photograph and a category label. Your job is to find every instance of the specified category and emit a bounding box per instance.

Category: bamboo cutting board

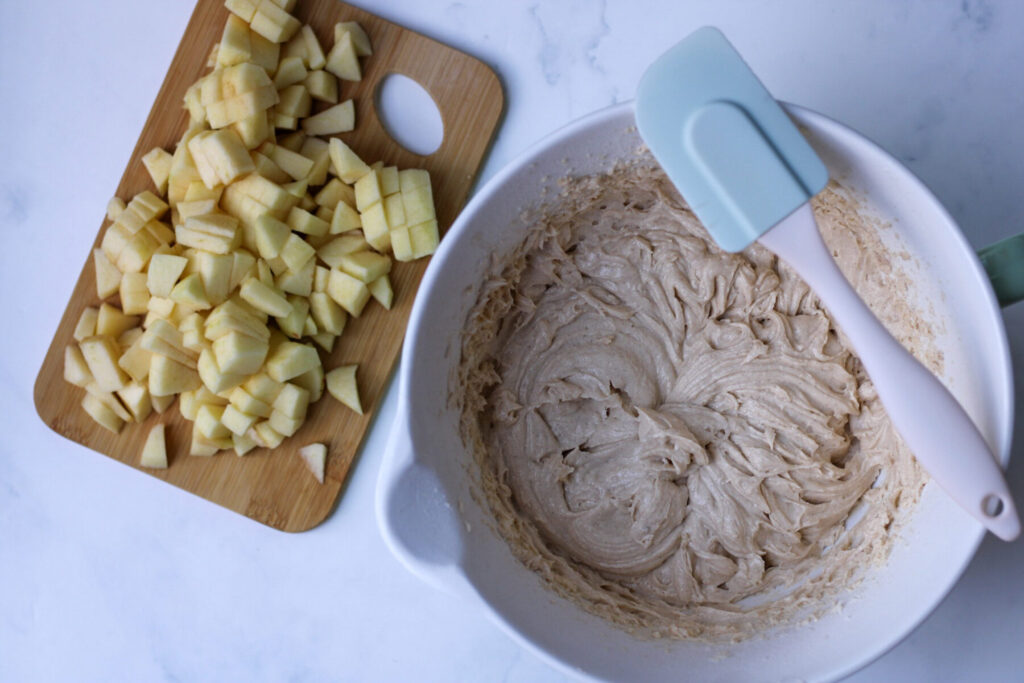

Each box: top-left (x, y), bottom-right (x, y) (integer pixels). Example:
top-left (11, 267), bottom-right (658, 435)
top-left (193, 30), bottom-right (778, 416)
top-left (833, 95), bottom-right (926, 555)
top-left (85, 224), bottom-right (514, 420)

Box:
top-left (34, 0), bottom-right (503, 531)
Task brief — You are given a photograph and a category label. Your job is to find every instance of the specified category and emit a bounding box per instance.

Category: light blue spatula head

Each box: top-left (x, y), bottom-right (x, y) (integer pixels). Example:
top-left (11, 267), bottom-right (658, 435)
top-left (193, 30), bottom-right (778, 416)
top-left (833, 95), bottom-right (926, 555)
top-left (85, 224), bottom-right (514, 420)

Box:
top-left (635, 27), bottom-right (829, 252)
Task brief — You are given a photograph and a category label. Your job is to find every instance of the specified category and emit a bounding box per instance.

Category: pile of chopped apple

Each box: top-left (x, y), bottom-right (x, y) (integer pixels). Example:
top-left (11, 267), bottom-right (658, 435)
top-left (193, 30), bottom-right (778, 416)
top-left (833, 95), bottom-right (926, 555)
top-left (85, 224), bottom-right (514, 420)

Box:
top-left (63, 0), bottom-right (440, 481)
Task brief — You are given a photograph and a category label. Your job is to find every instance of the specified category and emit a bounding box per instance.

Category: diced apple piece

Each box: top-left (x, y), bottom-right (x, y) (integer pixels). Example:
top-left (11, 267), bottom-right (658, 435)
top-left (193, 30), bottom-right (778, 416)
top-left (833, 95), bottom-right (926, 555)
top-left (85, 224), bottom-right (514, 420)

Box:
top-left (95, 303), bottom-right (138, 338)
top-left (83, 382), bottom-right (132, 422)
top-left (390, 226), bottom-right (414, 262)
top-left (194, 251), bottom-right (234, 305)
top-left (221, 404), bottom-right (259, 436)
top-left (195, 404), bottom-right (231, 439)
top-left (252, 420), bottom-right (285, 448)
top-left (329, 201), bottom-right (362, 234)
top-left (231, 170), bottom-right (299, 217)
top-left (107, 197), bottom-right (127, 222)
top-left (230, 249), bottom-right (257, 291)
top-left (326, 364), bottom-right (362, 414)
top-left (359, 202), bottom-right (390, 252)
top-left (116, 230), bottom-right (160, 273)
top-left (82, 393), bottom-right (124, 434)
top-left (148, 354), bottom-right (200, 396)
top-left (254, 214), bottom-right (290, 259)
top-left (140, 424), bottom-right (168, 468)
top-left (409, 219), bottom-right (440, 258)
top-left (298, 443), bottom-right (327, 483)
top-left (311, 332), bottom-right (335, 352)
top-left (207, 84), bottom-right (279, 129)
top-left (293, 364), bottom-right (324, 402)
top-left (279, 233), bottom-right (315, 272)
top-left (277, 83), bottom-right (312, 119)
top-left (337, 250), bottom-right (391, 283)
top-left (265, 341), bottom-right (319, 381)
top-left (286, 207), bottom-right (328, 236)
top-left (302, 99), bottom-right (355, 136)
top-left (93, 248), bottom-right (122, 299)
top-left (120, 272), bottom-right (150, 315)
top-left (80, 336), bottom-right (128, 392)
top-left (74, 307), bottom-right (99, 342)
top-left (151, 393), bottom-right (175, 413)
top-left (268, 409), bottom-right (302, 436)
top-left (263, 143), bottom-right (314, 181)
top-left (233, 111), bottom-right (271, 149)
top-left (225, 0), bottom-right (258, 23)
top-left (217, 14), bottom-right (252, 67)
top-left (64, 345), bottom-right (93, 387)
top-left (250, 1), bottom-right (301, 43)
top-left (275, 294), bottom-right (309, 338)
top-left (275, 257), bottom-right (314, 296)
top-left (353, 170), bottom-right (382, 212)
top-left (101, 223), bottom-right (132, 262)
top-left (117, 381), bottom-right (152, 422)
top-left (184, 180), bottom-right (223, 203)
top-left (334, 21), bottom-right (372, 57)
top-left (369, 274), bottom-right (393, 310)
top-left (300, 137), bottom-right (330, 186)
top-left (177, 199), bottom-right (219, 221)
top-left (229, 386), bottom-right (272, 418)
top-left (213, 330), bottom-right (269, 375)
top-left (298, 24), bottom-right (326, 69)
top-left (313, 265), bottom-right (330, 292)
top-left (232, 430), bottom-right (258, 456)
top-left (304, 69), bottom-right (337, 103)
top-left (118, 337), bottom-right (152, 383)
top-left (189, 428), bottom-right (220, 456)
top-left (142, 147), bottom-right (173, 194)
top-left (382, 193), bottom-right (405, 229)
top-left (316, 233), bottom-right (366, 268)
top-left (170, 273), bottom-right (212, 310)
top-left (249, 28), bottom-right (281, 72)
top-left (327, 138), bottom-right (370, 184)
top-left (239, 277), bottom-right (292, 316)
top-left (315, 177), bottom-right (356, 208)
top-left (245, 372), bottom-right (283, 404)
top-left (379, 166), bottom-right (400, 196)
top-left (271, 382), bottom-right (309, 419)
top-left (325, 31), bottom-right (360, 81)
top-left (250, 151), bottom-right (290, 186)
top-left (327, 269), bottom-right (370, 317)
top-left (401, 184), bottom-right (436, 226)
top-left (307, 292), bottom-right (346, 335)
top-left (274, 56), bottom-right (307, 90)
top-left (176, 214), bottom-right (241, 254)
top-left (281, 30), bottom-right (309, 65)
top-left (221, 61), bottom-right (272, 98)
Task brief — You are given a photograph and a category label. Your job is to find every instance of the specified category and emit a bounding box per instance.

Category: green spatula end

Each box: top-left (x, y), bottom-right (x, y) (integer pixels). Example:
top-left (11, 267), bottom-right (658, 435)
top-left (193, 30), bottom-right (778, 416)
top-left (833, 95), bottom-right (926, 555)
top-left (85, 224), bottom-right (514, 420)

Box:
top-left (636, 27), bottom-right (829, 252)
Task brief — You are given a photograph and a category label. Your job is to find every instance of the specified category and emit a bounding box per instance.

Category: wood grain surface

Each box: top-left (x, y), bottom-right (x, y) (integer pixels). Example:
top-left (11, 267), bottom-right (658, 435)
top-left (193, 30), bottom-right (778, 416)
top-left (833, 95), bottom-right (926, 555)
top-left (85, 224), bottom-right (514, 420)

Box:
top-left (33, 0), bottom-right (504, 532)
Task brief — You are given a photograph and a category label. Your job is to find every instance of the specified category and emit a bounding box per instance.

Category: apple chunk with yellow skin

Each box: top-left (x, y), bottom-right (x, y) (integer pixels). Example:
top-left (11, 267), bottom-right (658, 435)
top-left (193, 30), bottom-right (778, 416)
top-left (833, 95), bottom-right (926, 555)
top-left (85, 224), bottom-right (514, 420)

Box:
top-left (142, 147), bottom-right (173, 194)
top-left (325, 31), bottom-right (360, 82)
top-left (140, 424), bottom-right (168, 469)
top-left (334, 21), bottom-right (372, 57)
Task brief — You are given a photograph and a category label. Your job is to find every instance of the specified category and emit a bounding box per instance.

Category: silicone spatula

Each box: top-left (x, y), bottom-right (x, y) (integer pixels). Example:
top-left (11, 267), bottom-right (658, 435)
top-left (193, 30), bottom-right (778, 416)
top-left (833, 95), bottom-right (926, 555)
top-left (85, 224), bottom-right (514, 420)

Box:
top-left (635, 27), bottom-right (1020, 541)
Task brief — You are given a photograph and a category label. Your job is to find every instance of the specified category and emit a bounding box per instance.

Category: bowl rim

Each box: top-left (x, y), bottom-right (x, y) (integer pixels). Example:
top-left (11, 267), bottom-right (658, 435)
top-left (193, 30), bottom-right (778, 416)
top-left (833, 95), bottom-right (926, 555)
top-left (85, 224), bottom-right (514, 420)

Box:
top-left (392, 99), bottom-right (1015, 682)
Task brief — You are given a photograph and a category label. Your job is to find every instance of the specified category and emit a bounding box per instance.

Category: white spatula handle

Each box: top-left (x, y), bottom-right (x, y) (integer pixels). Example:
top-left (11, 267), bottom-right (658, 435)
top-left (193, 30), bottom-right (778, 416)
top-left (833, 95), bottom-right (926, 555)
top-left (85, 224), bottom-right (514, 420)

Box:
top-left (760, 203), bottom-right (1020, 541)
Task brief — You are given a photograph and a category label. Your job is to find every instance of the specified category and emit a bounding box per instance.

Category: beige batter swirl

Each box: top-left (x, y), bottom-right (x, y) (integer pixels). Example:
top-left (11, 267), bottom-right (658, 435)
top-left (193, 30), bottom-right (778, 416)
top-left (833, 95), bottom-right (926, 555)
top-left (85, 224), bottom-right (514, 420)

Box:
top-left (457, 161), bottom-right (927, 640)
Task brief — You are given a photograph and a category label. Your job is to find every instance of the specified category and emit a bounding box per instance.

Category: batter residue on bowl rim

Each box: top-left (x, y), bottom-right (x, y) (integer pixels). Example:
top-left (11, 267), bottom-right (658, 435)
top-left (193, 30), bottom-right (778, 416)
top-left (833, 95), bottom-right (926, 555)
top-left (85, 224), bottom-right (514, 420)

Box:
top-left (456, 159), bottom-right (932, 640)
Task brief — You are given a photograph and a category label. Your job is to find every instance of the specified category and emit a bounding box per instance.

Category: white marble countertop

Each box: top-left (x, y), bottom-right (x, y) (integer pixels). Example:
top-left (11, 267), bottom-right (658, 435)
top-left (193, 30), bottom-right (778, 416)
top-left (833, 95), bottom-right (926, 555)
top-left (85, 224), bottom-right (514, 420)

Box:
top-left (2, 1), bottom-right (1023, 681)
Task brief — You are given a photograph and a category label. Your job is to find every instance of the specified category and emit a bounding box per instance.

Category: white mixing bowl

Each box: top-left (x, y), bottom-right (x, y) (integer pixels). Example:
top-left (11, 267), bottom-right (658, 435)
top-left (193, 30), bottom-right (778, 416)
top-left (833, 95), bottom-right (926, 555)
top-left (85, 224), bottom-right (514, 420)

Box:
top-left (375, 102), bottom-right (1014, 682)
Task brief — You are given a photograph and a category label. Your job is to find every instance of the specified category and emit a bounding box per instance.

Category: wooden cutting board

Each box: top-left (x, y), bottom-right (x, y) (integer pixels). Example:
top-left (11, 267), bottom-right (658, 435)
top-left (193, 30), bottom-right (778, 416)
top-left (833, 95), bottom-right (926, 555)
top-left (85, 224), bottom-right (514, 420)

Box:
top-left (33, 0), bottom-right (503, 532)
